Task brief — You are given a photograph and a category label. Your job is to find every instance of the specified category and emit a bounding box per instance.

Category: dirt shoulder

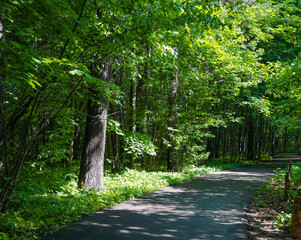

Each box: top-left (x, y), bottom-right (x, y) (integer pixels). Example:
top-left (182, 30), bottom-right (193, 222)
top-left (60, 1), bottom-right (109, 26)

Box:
top-left (247, 153), bottom-right (301, 240)
top-left (247, 181), bottom-right (294, 240)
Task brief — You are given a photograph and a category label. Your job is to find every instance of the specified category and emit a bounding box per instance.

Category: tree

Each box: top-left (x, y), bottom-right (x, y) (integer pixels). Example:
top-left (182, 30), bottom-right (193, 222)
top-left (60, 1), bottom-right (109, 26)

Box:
top-left (0, 0), bottom-right (300, 213)
top-left (0, 0), bottom-right (91, 210)
top-left (78, 61), bottom-right (111, 190)
top-left (167, 71), bottom-right (179, 171)
top-left (0, 18), bottom-right (6, 175)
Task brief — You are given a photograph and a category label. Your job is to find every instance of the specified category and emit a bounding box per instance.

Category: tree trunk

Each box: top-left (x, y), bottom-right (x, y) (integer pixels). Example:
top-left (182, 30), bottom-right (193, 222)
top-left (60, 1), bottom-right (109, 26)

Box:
top-left (271, 125), bottom-right (276, 157)
top-left (136, 63), bottom-right (148, 167)
top-left (207, 127), bottom-right (214, 159)
top-left (257, 117), bottom-right (263, 159)
top-left (291, 196), bottom-right (301, 239)
top-left (67, 93), bottom-right (76, 166)
top-left (136, 64), bottom-right (148, 134)
top-left (107, 102), bottom-right (121, 173)
top-left (214, 128), bottom-right (220, 159)
top-left (237, 123), bottom-right (243, 160)
top-left (247, 113), bottom-right (254, 160)
top-left (284, 172), bottom-right (290, 202)
top-left (128, 80), bottom-right (137, 168)
top-left (78, 61), bottom-right (111, 190)
top-left (0, 19), bottom-right (7, 174)
top-left (283, 127), bottom-right (287, 153)
top-left (167, 71), bottom-right (179, 171)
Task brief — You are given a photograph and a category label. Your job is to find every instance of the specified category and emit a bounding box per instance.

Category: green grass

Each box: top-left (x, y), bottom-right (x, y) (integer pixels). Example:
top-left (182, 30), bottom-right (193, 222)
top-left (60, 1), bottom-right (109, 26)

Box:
top-left (0, 161), bottom-right (241, 239)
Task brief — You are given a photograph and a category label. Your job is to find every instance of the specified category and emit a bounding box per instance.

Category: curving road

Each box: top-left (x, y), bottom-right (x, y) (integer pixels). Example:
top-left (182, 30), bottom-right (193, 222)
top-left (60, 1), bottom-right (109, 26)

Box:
top-left (45, 153), bottom-right (300, 240)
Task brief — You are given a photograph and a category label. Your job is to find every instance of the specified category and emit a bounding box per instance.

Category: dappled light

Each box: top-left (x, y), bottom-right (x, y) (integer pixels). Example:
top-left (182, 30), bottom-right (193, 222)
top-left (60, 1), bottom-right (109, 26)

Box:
top-left (0, 0), bottom-right (300, 238)
top-left (45, 166), bottom-right (280, 240)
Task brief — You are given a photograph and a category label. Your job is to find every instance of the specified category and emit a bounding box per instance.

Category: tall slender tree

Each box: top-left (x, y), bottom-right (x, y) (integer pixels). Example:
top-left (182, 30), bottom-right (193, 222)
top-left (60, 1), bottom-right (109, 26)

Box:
top-left (0, 19), bottom-right (6, 173)
top-left (167, 71), bottom-right (179, 171)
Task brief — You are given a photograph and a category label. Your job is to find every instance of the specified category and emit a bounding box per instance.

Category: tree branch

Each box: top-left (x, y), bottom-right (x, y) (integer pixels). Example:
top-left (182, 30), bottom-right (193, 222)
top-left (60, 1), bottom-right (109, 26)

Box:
top-left (59, 0), bottom-right (87, 59)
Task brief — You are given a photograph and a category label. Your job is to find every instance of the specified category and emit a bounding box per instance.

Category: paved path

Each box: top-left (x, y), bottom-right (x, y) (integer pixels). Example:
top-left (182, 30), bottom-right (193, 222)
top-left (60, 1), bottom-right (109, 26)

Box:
top-left (45, 154), bottom-right (300, 240)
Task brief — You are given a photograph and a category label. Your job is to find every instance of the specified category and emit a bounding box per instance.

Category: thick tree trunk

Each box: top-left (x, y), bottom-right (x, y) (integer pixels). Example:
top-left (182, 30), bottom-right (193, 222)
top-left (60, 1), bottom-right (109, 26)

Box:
top-left (78, 61), bottom-right (111, 190)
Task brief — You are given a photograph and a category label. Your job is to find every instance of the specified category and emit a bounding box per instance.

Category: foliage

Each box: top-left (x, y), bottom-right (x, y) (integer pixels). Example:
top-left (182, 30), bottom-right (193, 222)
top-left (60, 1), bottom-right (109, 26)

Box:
top-left (275, 212), bottom-right (292, 230)
top-left (123, 132), bottom-right (157, 159)
top-left (1, 0), bottom-right (300, 219)
top-left (0, 0), bottom-right (299, 239)
top-left (107, 117), bottom-right (158, 162)
top-left (273, 164), bottom-right (301, 230)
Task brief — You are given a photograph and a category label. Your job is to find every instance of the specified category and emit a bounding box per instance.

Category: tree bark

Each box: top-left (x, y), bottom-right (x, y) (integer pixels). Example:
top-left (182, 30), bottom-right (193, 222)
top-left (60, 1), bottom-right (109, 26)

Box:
top-left (167, 71), bottom-right (179, 171)
top-left (271, 125), bottom-right (276, 157)
top-left (0, 19), bottom-right (7, 174)
top-left (136, 63), bottom-right (148, 134)
top-left (247, 113), bottom-right (254, 160)
top-left (78, 61), bottom-right (111, 190)
top-left (284, 172), bottom-right (290, 202)
top-left (107, 103), bottom-right (121, 173)
top-left (67, 93), bottom-right (75, 166)
top-left (291, 196), bottom-right (301, 239)
top-left (283, 126), bottom-right (287, 153)
top-left (128, 80), bottom-right (136, 168)
top-left (214, 128), bottom-right (220, 158)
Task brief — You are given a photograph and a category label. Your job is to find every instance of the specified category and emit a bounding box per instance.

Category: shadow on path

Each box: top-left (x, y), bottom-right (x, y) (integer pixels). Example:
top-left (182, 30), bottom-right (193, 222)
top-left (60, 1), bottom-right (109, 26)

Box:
top-left (45, 154), bottom-right (300, 240)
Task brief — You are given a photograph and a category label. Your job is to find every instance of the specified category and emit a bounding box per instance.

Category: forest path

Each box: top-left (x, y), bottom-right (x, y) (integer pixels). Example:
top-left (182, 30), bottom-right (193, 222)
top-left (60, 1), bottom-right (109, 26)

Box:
top-left (45, 153), bottom-right (300, 240)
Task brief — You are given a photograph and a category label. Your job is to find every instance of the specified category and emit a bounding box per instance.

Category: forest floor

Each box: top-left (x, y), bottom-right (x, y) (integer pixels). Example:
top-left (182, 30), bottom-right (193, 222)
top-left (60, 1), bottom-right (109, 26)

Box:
top-left (44, 159), bottom-right (293, 240)
top-left (0, 161), bottom-right (242, 240)
top-left (247, 153), bottom-right (301, 240)
top-left (247, 190), bottom-right (293, 240)
top-left (3, 154), bottom-right (298, 239)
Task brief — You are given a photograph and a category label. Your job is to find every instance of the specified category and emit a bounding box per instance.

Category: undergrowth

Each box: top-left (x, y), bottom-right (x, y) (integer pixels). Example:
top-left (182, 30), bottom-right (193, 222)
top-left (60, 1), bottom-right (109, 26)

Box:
top-left (273, 162), bottom-right (301, 230)
top-left (251, 161), bottom-right (301, 231)
top-left (0, 161), bottom-right (240, 239)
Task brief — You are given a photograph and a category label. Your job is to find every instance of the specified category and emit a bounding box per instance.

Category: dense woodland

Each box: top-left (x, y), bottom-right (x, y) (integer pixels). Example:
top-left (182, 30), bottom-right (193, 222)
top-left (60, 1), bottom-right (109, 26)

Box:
top-left (0, 0), bottom-right (300, 214)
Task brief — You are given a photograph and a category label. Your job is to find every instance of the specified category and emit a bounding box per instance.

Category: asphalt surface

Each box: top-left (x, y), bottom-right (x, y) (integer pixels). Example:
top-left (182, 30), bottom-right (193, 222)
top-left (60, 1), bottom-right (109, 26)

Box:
top-left (45, 153), bottom-right (300, 240)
